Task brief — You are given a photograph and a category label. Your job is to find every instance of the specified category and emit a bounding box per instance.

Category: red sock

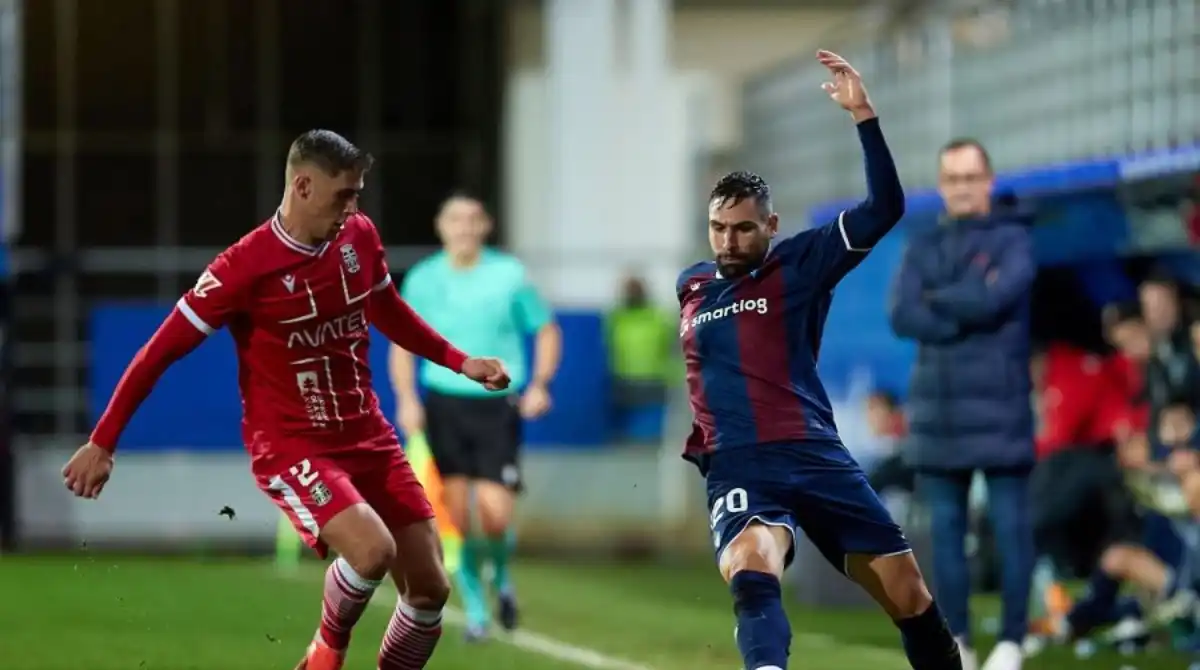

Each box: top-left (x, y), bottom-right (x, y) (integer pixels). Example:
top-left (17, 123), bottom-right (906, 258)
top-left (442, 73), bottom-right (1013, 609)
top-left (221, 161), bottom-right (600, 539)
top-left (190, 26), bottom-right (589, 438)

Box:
top-left (318, 558), bottom-right (381, 650)
top-left (377, 600), bottom-right (443, 669)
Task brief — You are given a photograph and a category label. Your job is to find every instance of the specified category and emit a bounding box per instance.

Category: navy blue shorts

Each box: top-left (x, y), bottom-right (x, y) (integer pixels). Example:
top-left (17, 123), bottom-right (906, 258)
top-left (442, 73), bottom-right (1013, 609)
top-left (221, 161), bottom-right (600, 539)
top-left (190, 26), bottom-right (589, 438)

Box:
top-left (704, 440), bottom-right (911, 573)
top-left (1144, 512), bottom-right (1200, 589)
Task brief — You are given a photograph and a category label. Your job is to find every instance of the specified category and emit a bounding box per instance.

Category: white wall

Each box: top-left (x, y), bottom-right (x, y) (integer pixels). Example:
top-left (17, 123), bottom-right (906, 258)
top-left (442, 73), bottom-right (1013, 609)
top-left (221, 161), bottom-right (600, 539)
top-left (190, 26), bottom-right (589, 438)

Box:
top-left (502, 4), bottom-right (862, 307)
top-left (16, 397), bottom-right (878, 552)
top-left (16, 445), bottom-right (708, 553)
top-left (503, 71), bottom-right (699, 307)
top-left (506, 5), bottom-right (861, 149)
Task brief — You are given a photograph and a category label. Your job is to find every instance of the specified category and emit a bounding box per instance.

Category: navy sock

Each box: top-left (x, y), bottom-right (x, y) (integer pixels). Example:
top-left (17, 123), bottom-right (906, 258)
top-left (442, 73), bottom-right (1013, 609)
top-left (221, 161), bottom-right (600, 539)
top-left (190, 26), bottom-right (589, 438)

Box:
top-left (1068, 569), bottom-right (1123, 635)
top-left (730, 571), bottom-right (790, 669)
top-left (1089, 567), bottom-right (1123, 603)
top-left (894, 601), bottom-right (962, 670)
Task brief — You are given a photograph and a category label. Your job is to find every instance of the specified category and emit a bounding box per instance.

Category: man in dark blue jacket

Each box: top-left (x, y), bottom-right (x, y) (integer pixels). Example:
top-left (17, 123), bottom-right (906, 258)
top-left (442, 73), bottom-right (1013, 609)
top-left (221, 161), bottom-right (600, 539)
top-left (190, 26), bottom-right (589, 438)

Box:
top-left (890, 139), bottom-right (1036, 670)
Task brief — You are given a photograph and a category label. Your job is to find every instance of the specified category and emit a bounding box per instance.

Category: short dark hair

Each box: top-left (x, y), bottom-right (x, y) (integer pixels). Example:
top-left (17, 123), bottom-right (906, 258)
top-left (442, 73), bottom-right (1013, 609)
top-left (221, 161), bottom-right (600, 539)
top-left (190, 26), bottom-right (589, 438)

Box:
top-left (1141, 270), bottom-right (1179, 292)
top-left (287, 129), bottom-right (374, 176)
top-left (441, 189), bottom-right (487, 210)
top-left (709, 171), bottom-right (772, 217)
top-left (1162, 400), bottom-right (1196, 414)
top-left (939, 137), bottom-right (992, 173)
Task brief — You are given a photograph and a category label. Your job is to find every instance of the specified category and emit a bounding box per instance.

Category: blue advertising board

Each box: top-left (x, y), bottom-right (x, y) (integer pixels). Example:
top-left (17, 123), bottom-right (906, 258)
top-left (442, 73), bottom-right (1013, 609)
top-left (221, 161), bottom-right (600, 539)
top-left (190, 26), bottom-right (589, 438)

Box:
top-left (89, 306), bottom-right (609, 451)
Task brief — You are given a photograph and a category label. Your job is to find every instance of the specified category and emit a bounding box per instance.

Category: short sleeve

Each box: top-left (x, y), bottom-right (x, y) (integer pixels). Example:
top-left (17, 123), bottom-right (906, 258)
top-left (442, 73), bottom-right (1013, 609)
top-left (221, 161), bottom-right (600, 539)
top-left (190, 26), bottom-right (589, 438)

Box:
top-left (361, 215), bottom-right (393, 294)
top-left (176, 248), bottom-right (255, 334)
top-left (512, 269), bottom-right (552, 333)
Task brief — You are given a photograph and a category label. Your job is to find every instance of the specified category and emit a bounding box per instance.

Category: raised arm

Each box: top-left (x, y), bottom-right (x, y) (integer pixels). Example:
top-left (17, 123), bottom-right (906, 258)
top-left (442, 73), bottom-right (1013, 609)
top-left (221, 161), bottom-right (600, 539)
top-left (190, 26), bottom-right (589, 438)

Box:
top-left (839, 116), bottom-right (906, 250)
top-left (783, 51), bottom-right (905, 289)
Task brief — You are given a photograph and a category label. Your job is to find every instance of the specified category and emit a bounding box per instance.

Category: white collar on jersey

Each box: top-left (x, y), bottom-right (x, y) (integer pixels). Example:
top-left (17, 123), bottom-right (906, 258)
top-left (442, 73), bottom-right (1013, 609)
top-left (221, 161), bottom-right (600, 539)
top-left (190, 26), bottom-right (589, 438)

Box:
top-left (271, 210), bottom-right (330, 257)
top-left (714, 268), bottom-right (759, 280)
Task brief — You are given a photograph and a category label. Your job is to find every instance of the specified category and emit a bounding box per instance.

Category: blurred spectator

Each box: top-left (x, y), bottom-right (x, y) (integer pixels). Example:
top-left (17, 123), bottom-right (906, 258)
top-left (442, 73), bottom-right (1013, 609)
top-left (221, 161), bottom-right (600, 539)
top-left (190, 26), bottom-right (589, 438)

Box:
top-left (1079, 403), bottom-right (1200, 639)
top-left (1038, 302), bottom-right (1192, 643)
top-left (862, 390), bottom-right (914, 524)
top-left (1160, 403), bottom-right (1197, 449)
top-left (1161, 402), bottom-right (1200, 517)
top-left (1137, 275), bottom-right (1200, 433)
top-left (889, 137), bottom-right (1036, 669)
top-left (1139, 274), bottom-right (1182, 339)
top-left (605, 274), bottom-right (675, 443)
top-left (863, 390), bottom-right (912, 494)
top-left (1030, 343), bottom-right (1133, 578)
top-left (1049, 398), bottom-right (1196, 645)
top-left (1103, 301), bottom-right (1154, 438)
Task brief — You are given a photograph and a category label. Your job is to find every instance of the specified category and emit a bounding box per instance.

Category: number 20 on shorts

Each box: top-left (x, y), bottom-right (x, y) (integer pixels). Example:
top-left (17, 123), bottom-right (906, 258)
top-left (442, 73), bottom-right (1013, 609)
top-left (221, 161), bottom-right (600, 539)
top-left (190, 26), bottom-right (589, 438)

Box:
top-left (709, 487), bottom-right (748, 529)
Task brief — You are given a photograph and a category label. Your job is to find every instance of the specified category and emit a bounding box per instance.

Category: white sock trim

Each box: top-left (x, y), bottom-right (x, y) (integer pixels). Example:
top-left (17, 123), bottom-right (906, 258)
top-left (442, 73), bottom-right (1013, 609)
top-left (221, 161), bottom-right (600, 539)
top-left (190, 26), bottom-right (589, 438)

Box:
top-left (333, 557), bottom-right (382, 592)
top-left (397, 598), bottom-right (443, 626)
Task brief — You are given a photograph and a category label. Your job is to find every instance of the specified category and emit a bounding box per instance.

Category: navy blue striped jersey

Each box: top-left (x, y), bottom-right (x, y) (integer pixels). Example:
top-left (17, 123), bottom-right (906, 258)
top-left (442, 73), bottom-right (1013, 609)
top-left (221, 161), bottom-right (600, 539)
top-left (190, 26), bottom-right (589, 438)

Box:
top-left (676, 118), bottom-right (905, 468)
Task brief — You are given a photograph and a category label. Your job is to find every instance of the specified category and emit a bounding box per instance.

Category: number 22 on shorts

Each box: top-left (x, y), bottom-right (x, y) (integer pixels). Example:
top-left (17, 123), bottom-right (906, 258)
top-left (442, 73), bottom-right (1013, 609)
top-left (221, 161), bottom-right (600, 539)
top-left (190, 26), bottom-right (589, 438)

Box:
top-left (290, 458), bottom-right (320, 487)
top-left (709, 487), bottom-right (748, 528)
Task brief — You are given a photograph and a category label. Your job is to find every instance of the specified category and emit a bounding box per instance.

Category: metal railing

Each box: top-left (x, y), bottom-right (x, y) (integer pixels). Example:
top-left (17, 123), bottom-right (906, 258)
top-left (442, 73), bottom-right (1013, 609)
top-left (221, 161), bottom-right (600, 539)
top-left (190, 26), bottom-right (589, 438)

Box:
top-left (0, 0), bottom-right (19, 244)
top-left (742, 0), bottom-right (1199, 215)
top-left (11, 245), bottom-right (442, 439)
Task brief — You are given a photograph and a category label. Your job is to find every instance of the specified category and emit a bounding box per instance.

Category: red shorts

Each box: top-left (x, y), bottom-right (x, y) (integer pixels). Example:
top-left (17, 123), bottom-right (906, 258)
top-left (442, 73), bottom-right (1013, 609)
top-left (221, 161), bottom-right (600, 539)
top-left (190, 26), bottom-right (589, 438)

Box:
top-left (252, 434), bottom-right (434, 558)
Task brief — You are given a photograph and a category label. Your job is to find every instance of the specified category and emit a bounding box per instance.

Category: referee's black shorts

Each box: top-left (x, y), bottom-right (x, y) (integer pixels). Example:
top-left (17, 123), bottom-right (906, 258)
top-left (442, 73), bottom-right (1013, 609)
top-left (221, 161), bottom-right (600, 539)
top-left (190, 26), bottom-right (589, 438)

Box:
top-left (425, 389), bottom-right (523, 492)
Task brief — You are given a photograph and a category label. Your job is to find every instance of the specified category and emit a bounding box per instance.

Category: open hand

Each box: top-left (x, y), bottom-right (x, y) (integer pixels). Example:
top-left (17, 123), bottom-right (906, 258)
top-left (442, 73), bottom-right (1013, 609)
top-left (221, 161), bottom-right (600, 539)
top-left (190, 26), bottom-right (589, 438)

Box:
top-left (816, 50), bottom-right (873, 116)
top-left (62, 442), bottom-right (114, 499)
top-left (462, 357), bottom-right (511, 391)
top-left (519, 383), bottom-right (552, 419)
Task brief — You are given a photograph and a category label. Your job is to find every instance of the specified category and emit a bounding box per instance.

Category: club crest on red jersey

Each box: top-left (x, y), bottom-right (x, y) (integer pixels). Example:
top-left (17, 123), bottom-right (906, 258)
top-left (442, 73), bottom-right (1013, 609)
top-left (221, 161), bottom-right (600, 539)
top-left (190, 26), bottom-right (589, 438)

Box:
top-left (340, 244), bottom-right (360, 274)
top-left (310, 481), bottom-right (333, 506)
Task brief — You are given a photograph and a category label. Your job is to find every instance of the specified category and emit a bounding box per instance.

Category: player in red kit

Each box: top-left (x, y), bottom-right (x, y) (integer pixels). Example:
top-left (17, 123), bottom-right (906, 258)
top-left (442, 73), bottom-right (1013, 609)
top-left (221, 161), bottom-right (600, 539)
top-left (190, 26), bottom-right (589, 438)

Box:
top-left (61, 130), bottom-right (510, 670)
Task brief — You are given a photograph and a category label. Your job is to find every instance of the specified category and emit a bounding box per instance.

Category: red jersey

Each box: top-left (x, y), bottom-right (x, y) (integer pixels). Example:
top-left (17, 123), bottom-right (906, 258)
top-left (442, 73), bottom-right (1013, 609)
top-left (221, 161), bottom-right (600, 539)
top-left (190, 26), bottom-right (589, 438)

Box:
top-left (1035, 344), bottom-right (1129, 458)
top-left (1109, 353), bottom-right (1150, 433)
top-left (176, 213), bottom-right (395, 460)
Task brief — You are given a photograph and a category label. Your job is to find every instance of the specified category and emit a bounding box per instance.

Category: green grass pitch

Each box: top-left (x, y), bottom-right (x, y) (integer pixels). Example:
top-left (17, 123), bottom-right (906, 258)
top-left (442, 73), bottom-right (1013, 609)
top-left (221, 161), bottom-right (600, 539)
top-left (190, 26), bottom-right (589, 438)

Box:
top-left (0, 554), bottom-right (1193, 669)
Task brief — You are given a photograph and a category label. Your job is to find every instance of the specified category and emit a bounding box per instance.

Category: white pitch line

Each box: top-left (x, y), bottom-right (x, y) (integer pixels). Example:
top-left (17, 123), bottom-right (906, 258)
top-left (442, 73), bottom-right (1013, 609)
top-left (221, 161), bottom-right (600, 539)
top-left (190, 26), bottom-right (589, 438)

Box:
top-left (404, 597), bottom-right (904, 669)
top-left (286, 571), bottom-right (901, 669)
top-left (373, 593), bottom-right (657, 670)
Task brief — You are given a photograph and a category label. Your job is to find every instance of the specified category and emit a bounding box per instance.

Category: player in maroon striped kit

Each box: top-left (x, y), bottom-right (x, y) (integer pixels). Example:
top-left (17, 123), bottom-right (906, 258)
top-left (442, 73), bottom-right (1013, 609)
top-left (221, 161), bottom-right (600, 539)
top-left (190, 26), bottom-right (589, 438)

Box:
top-left (61, 130), bottom-right (510, 670)
top-left (676, 52), bottom-right (961, 670)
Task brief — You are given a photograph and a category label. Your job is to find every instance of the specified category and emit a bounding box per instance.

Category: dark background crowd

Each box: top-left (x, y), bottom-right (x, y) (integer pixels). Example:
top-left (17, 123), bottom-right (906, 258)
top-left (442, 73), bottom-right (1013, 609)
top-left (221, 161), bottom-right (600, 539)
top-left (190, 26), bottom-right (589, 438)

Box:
top-left (869, 259), bottom-right (1200, 655)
